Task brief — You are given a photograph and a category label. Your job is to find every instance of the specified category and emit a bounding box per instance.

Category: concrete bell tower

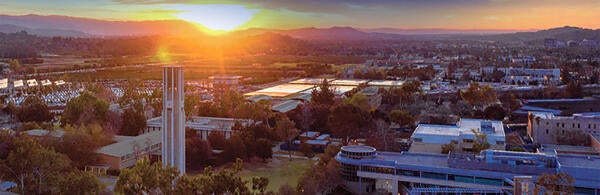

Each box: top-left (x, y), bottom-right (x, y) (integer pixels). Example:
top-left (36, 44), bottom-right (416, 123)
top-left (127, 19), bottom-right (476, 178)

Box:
top-left (162, 66), bottom-right (185, 174)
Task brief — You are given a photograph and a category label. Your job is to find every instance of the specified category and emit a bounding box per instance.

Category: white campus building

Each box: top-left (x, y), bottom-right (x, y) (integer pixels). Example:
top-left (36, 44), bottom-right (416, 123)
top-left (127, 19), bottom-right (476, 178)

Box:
top-left (410, 118), bottom-right (506, 154)
top-left (528, 112), bottom-right (600, 145)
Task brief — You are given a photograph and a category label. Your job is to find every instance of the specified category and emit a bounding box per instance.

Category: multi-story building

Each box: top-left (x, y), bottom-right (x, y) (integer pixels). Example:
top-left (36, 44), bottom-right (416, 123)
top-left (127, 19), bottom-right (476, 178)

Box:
top-left (209, 75), bottom-right (241, 101)
top-left (96, 130), bottom-right (162, 170)
top-left (145, 116), bottom-right (254, 140)
top-left (481, 67), bottom-right (560, 85)
top-left (335, 145), bottom-right (600, 194)
top-left (410, 119), bottom-right (506, 154)
top-left (528, 112), bottom-right (600, 145)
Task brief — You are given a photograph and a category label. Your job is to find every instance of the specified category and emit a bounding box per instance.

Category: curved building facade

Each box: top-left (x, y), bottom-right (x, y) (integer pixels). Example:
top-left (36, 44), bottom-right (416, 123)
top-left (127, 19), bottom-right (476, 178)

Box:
top-left (335, 145), bottom-right (600, 195)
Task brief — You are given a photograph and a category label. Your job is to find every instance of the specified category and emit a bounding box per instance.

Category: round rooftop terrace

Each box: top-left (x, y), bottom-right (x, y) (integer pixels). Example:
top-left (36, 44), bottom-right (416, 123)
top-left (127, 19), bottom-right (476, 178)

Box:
top-left (340, 145), bottom-right (377, 159)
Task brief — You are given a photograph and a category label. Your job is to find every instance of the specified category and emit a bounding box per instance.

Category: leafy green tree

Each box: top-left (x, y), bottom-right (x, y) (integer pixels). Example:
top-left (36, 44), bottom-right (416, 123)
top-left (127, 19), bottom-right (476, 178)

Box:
top-left (345, 93), bottom-right (370, 111)
top-left (57, 169), bottom-right (104, 194)
top-left (207, 131), bottom-right (226, 150)
top-left (200, 158), bottom-right (249, 194)
top-left (483, 104), bottom-right (506, 120)
top-left (275, 114), bottom-right (300, 159)
top-left (118, 80), bottom-right (142, 110)
top-left (4, 101), bottom-right (18, 118)
top-left (88, 83), bottom-right (117, 102)
top-left (0, 131), bottom-right (13, 159)
top-left (186, 136), bottom-right (212, 170)
top-left (460, 82), bottom-right (498, 108)
top-left (311, 79), bottom-right (335, 106)
top-left (328, 103), bottom-right (371, 138)
top-left (441, 144), bottom-right (455, 154)
top-left (389, 110), bottom-right (415, 128)
top-left (184, 94), bottom-right (200, 117)
top-left (471, 129), bottom-right (491, 153)
top-left (251, 176), bottom-right (270, 194)
top-left (223, 135), bottom-right (247, 161)
top-left (565, 80), bottom-right (583, 98)
top-left (1, 135), bottom-right (71, 194)
top-left (401, 80), bottom-right (422, 94)
top-left (499, 92), bottom-right (520, 113)
top-left (54, 129), bottom-right (101, 168)
top-left (149, 88), bottom-right (163, 117)
top-left (297, 145), bottom-right (341, 194)
top-left (174, 174), bottom-right (203, 194)
top-left (115, 157), bottom-right (179, 194)
top-left (535, 172), bottom-right (575, 194)
top-left (61, 92), bottom-right (109, 126)
top-left (256, 138), bottom-right (273, 162)
top-left (234, 101), bottom-right (273, 122)
top-left (17, 95), bottom-right (53, 123)
top-left (119, 108), bottom-right (147, 136)
top-left (197, 101), bottom-right (222, 117)
top-left (308, 104), bottom-right (331, 133)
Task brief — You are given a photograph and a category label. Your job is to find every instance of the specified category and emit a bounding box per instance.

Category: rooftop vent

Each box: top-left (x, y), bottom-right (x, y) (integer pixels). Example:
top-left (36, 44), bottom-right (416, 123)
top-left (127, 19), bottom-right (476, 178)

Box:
top-left (481, 121), bottom-right (495, 133)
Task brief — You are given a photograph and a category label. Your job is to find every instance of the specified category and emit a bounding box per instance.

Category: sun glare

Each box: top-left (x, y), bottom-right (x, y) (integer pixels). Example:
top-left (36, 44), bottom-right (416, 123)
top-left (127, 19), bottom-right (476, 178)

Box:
top-left (172, 4), bottom-right (258, 32)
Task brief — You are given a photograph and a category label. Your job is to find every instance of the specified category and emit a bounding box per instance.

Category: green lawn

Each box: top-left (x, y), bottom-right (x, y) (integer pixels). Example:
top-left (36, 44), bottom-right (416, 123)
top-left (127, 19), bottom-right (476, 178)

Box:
top-left (239, 158), bottom-right (314, 192)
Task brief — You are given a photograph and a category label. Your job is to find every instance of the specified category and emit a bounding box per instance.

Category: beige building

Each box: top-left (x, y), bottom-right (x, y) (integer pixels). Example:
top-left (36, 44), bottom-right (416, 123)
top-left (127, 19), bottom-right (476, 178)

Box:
top-left (528, 112), bottom-right (600, 145)
top-left (410, 119), bottom-right (506, 154)
top-left (96, 130), bottom-right (162, 170)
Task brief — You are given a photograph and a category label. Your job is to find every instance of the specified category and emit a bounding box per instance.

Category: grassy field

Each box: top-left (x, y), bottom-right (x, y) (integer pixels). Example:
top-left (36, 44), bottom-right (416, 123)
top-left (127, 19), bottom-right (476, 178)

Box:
top-left (239, 158), bottom-right (314, 192)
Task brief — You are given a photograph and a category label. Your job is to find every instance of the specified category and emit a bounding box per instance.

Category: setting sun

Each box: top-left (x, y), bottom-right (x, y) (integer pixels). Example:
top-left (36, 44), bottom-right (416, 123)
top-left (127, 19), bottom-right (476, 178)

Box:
top-left (172, 4), bottom-right (258, 32)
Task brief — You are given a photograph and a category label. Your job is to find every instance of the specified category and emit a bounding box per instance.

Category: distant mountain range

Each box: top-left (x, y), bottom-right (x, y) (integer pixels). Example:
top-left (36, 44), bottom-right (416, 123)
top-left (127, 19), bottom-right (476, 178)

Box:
top-left (0, 14), bottom-right (197, 37)
top-left (1, 14), bottom-right (599, 42)
top-left (467, 26), bottom-right (600, 42)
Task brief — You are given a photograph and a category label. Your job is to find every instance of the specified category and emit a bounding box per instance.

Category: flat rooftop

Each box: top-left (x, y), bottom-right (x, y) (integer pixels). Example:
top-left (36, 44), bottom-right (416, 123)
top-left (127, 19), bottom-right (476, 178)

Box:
top-left (339, 150), bottom-right (600, 188)
top-left (97, 130), bottom-right (161, 157)
top-left (530, 111), bottom-right (600, 119)
top-left (342, 145), bottom-right (376, 153)
top-left (272, 100), bottom-right (301, 113)
top-left (412, 118), bottom-right (505, 144)
top-left (526, 98), bottom-right (599, 103)
top-left (289, 78), bottom-right (334, 85)
top-left (368, 80), bottom-right (406, 87)
top-left (244, 84), bottom-right (315, 98)
top-left (303, 85), bottom-right (357, 95)
top-left (330, 79), bottom-right (368, 86)
top-left (540, 144), bottom-right (599, 155)
top-left (147, 116), bottom-right (254, 131)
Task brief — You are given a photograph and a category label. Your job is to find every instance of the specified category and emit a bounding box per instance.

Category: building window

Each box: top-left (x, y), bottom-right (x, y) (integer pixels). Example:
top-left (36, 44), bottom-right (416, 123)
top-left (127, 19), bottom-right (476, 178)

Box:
top-left (578, 123), bottom-right (580, 128)
top-left (556, 123), bottom-right (559, 127)
top-left (562, 123), bottom-right (565, 128)
top-left (546, 129), bottom-right (549, 134)
top-left (562, 130), bottom-right (565, 135)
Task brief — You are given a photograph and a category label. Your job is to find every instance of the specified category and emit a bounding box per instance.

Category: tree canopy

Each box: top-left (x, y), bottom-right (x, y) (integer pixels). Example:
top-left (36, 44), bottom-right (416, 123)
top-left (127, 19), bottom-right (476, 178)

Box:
top-left (328, 103), bottom-right (371, 138)
top-left (311, 79), bottom-right (335, 106)
top-left (17, 95), bottom-right (53, 123)
top-left (460, 82), bottom-right (498, 107)
top-left (119, 108), bottom-right (147, 136)
top-left (61, 92), bottom-right (109, 127)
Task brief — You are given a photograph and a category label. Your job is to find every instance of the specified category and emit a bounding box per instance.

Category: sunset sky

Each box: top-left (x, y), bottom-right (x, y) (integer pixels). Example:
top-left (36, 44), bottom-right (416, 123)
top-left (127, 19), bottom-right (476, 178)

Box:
top-left (2, 0), bottom-right (600, 31)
